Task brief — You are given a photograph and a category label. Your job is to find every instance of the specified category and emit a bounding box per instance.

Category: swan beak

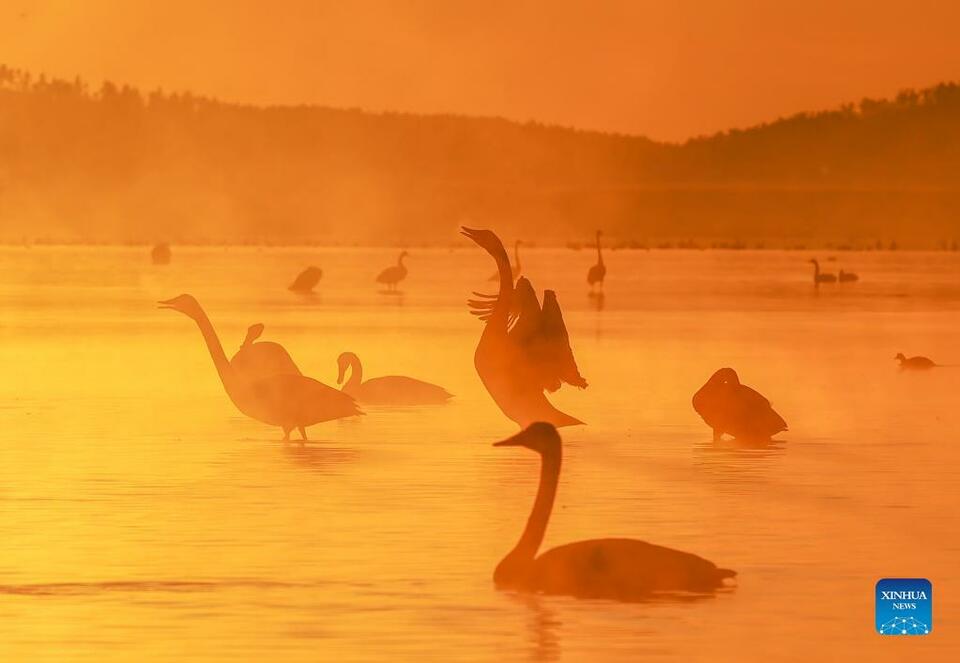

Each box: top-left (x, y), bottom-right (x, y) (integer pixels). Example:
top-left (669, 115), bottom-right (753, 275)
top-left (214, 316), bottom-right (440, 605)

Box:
top-left (493, 430), bottom-right (527, 447)
top-left (157, 298), bottom-right (176, 309)
top-left (460, 226), bottom-right (479, 240)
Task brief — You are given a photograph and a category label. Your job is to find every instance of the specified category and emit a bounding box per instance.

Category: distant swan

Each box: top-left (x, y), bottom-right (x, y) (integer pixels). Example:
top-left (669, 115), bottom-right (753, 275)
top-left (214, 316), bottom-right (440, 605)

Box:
top-left (838, 269), bottom-right (859, 283)
top-left (494, 423), bottom-right (736, 599)
top-left (809, 259), bottom-right (837, 284)
top-left (693, 368), bottom-right (787, 441)
top-left (489, 240), bottom-right (522, 281)
top-left (160, 295), bottom-right (361, 440)
top-left (895, 353), bottom-right (936, 370)
top-left (289, 266), bottom-right (323, 293)
top-left (336, 352), bottom-right (453, 405)
top-left (151, 243), bottom-right (171, 265)
top-left (231, 323), bottom-right (302, 382)
top-left (463, 227), bottom-right (586, 428)
top-left (376, 251), bottom-right (408, 290)
top-left (587, 230), bottom-right (606, 290)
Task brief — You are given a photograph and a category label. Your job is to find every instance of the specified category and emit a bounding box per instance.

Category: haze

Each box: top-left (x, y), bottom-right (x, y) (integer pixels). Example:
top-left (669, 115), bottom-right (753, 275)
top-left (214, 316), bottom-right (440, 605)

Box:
top-left (4, 0), bottom-right (960, 141)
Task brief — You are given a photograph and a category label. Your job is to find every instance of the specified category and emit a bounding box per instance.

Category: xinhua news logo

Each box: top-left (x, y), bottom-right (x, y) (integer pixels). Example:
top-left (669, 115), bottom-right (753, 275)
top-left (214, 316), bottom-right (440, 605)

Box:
top-left (876, 578), bottom-right (932, 635)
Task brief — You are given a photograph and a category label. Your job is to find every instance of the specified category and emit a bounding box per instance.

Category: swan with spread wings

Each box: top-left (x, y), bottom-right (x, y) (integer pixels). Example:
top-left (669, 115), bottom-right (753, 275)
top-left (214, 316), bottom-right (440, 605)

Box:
top-left (462, 227), bottom-right (586, 428)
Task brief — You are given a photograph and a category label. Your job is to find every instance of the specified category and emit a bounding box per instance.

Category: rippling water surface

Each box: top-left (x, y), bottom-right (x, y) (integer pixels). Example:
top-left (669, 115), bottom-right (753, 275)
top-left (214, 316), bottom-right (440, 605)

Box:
top-left (1, 246), bottom-right (958, 661)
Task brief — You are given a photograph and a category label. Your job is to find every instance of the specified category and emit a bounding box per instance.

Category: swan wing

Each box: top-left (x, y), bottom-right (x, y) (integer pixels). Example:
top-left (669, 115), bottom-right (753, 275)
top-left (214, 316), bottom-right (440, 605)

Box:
top-left (231, 342), bottom-right (302, 381)
top-left (531, 290), bottom-right (587, 390)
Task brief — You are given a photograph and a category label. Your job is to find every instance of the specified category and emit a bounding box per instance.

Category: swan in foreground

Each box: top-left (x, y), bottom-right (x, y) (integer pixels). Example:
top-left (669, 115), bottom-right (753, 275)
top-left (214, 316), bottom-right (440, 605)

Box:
top-left (336, 352), bottom-right (453, 405)
top-left (895, 353), bottom-right (936, 370)
top-left (376, 251), bottom-right (408, 291)
top-left (463, 227), bottom-right (586, 428)
top-left (838, 269), bottom-right (859, 283)
top-left (231, 323), bottom-right (302, 382)
top-left (809, 259), bottom-right (836, 284)
top-left (289, 266), bottom-right (323, 293)
top-left (587, 230), bottom-right (606, 291)
top-left (693, 368), bottom-right (787, 441)
top-left (494, 423), bottom-right (736, 599)
top-left (489, 240), bottom-right (522, 281)
top-left (160, 295), bottom-right (361, 440)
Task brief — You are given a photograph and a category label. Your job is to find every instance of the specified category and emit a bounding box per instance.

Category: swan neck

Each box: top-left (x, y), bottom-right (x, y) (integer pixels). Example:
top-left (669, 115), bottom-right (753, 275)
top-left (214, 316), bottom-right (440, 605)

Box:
top-left (596, 234), bottom-right (603, 264)
top-left (486, 241), bottom-right (512, 326)
top-left (191, 308), bottom-right (236, 392)
top-left (505, 448), bottom-right (561, 565)
top-left (344, 354), bottom-right (362, 392)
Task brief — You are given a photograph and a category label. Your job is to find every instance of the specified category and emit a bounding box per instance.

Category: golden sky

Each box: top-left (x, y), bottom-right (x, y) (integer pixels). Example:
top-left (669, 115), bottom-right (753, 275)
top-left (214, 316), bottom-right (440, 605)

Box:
top-left (4, 0), bottom-right (960, 141)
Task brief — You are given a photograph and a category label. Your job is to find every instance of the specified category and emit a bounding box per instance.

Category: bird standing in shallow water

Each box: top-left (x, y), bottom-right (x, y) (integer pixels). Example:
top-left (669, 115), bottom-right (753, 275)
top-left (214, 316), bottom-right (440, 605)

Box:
top-left (336, 352), bottom-right (453, 405)
top-left (587, 230), bottom-right (606, 291)
top-left (160, 294), bottom-right (361, 441)
top-left (376, 251), bottom-right (408, 291)
top-left (895, 353), bottom-right (937, 370)
top-left (463, 227), bottom-right (586, 428)
top-left (289, 266), bottom-right (322, 293)
top-left (693, 368), bottom-right (787, 442)
top-left (493, 423), bottom-right (736, 600)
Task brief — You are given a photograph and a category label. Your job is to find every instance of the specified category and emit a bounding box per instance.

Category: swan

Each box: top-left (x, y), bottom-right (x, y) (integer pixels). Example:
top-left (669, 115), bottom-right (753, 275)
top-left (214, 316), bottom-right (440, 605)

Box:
top-left (838, 269), bottom-right (859, 283)
top-left (336, 352), bottom-right (453, 405)
top-left (587, 230), bottom-right (606, 290)
top-left (159, 294), bottom-right (361, 440)
top-left (895, 353), bottom-right (937, 370)
top-left (493, 422), bottom-right (736, 599)
top-left (462, 227), bottom-right (586, 428)
top-left (693, 368), bottom-right (787, 441)
top-left (809, 259), bottom-right (837, 284)
top-left (151, 243), bottom-right (171, 265)
top-left (376, 251), bottom-right (408, 290)
top-left (489, 240), bottom-right (522, 281)
top-left (289, 266), bottom-right (322, 293)
top-left (230, 323), bottom-right (302, 382)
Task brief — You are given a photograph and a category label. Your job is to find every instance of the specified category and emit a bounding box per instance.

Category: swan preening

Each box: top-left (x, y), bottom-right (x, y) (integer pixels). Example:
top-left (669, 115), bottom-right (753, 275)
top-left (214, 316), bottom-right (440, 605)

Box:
top-left (489, 240), bottom-right (522, 281)
top-left (693, 368), bottom-right (787, 441)
top-left (895, 353), bottom-right (937, 370)
top-left (159, 294), bottom-right (361, 440)
top-left (493, 423), bottom-right (736, 599)
top-left (463, 226), bottom-right (586, 428)
top-left (336, 351), bottom-right (453, 405)
top-left (587, 230), bottom-right (606, 290)
top-left (377, 251), bottom-right (408, 290)
top-left (231, 323), bottom-right (302, 381)
top-left (289, 266), bottom-right (323, 293)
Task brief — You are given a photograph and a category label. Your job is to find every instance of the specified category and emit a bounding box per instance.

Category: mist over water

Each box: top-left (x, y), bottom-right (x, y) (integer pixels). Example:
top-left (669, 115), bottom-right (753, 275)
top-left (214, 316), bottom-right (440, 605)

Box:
top-left (1, 246), bottom-right (958, 661)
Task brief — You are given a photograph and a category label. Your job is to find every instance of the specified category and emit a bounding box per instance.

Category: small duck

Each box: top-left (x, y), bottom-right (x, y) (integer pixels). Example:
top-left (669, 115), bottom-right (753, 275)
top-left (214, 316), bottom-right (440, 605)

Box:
top-left (895, 353), bottom-right (936, 370)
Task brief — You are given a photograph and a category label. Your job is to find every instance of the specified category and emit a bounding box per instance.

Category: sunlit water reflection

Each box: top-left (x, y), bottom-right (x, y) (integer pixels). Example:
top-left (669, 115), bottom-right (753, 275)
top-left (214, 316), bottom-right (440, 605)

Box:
top-left (0, 246), bottom-right (957, 661)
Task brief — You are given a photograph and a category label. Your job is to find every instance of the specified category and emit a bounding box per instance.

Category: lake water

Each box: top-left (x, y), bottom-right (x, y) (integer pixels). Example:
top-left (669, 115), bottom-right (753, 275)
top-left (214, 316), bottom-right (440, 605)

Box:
top-left (0, 245), bottom-right (957, 661)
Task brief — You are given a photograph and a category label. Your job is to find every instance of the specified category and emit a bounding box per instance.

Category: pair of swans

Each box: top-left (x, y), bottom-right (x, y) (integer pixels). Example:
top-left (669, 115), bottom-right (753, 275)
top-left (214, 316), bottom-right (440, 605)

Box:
top-left (161, 295), bottom-right (451, 438)
top-left (494, 422), bottom-right (736, 600)
top-left (463, 227), bottom-right (586, 428)
top-left (809, 259), bottom-right (859, 285)
top-left (693, 368), bottom-right (787, 441)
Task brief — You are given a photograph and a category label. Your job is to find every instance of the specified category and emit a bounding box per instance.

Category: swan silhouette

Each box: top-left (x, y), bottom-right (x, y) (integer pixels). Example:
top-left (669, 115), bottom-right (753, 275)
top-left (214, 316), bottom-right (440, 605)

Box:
top-left (587, 230), bottom-right (606, 290)
top-left (462, 227), bottom-right (586, 428)
top-left (494, 423), bottom-right (736, 599)
top-left (838, 269), bottom-right (859, 283)
top-left (231, 323), bottom-right (302, 382)
top-left (489, 240), bottom-right (522, 281)
top-left (336, 352), bottom-right (453, 405)
top-left (693, 368), bottom-right (787, 441)
top-left (289, 266), bottom-right (323, 293)
top-left (809, 259), bottom-right (837, 284)
top-left (376, 251), bottom-right (408, 291)
top-left (895, 353), bottom-right (937, 370)
top-left (151, 243), bottom-right (171, 265)
top-left (159, 295), bottom-right (361, 440)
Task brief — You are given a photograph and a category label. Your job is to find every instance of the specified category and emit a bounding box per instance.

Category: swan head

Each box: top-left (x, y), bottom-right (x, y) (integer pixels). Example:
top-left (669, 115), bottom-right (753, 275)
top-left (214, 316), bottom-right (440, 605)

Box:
top-left (243, 323), bottom-right (264, 347)
top-left (461, 226), bottom-right (505, 254)
top-left (708, 367), bottom-right (740, 385)
top-left (494, 422), bottom-right (561, 456)
top-left (158, 294), bottom-right (203, 320)
top-left (336, 352), bottom-right (359, 385)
